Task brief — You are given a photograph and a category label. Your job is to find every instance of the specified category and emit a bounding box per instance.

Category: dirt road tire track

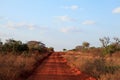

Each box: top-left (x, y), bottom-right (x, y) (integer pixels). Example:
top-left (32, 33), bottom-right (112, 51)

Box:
top-left (27, 52), bottom-right (96, 80)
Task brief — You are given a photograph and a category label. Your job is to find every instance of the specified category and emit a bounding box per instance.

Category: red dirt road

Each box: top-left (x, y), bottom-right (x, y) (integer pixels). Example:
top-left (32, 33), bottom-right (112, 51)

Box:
top-left (27, 52), bottom-right (96, 80)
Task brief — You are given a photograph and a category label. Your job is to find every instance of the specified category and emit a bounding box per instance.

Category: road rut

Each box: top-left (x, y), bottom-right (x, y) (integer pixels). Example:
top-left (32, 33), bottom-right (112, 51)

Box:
top-left (27, 52), bottom-right (96, 80)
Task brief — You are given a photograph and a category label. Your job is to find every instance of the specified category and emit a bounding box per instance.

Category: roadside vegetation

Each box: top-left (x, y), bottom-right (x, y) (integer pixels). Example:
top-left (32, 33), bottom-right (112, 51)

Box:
top-left (0, 38), bottom-right (54, 80)
top-left (63, 37), bottom-right (120, 80)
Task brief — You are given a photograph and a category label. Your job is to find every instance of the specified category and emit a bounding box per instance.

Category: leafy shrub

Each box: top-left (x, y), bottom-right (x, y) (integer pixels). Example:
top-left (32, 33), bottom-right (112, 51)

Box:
top-left (82, 58), bottom-right (120, 79)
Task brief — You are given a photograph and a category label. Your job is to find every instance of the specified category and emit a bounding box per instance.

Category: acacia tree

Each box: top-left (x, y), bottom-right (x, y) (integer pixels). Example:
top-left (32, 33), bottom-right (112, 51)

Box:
top-left (113, 37), bottom-right (120, 44)
top-left (27, 41), bottom-right (46, 53)
top-left (99, 37), bottom-right (111, 56)
top-left (99, 37), bottom-right (120, 56)
top-left (1, 39), bottom-right (28, 54)
top-left (113, 37), bottom-right (120, 50)
top-left (0, 39), bottom-right (49, 54)
top-left (82, 42), bottom-right (90, 48)
top-left (5, 39), bottom-right (22, 53)
top-left (75, 45), bottom-right (83, 51)
top-left (99, 37), bottom-right (110, 48)
top-left (2, 39), bottom-right (16, 52)
top-left (48, 47), bottom-right (54, 52)
top-left (0, 39), bottom-right (3, 52)
top-left (63, 48), bottom-right (67, 51)
top-left (109, 37), bottom-right (120, 52)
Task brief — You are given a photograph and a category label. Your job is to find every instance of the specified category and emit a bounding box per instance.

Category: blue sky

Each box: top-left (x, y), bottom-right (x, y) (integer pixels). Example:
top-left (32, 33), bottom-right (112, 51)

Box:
top-left (0, 0), bottom-right (120, 51)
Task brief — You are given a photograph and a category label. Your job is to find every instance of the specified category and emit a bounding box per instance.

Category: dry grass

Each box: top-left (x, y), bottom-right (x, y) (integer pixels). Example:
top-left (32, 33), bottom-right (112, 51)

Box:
top-left (62, 51), bottom-right (120, 80)
top-left (0, 53), bottom-right (49, 80)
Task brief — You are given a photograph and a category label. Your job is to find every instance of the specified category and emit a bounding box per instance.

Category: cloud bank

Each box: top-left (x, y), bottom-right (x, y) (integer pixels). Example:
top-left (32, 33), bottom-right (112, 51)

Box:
top-left (82, 20), bottom-right (96, 25)
top-left (63, 5), bottom-right (79, 10)
top-left (112, 7), bottom-right (120, 14)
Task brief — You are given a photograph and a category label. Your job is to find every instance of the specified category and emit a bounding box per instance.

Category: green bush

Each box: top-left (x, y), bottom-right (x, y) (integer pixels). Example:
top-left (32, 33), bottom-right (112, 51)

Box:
top-left (82, 58), bottom-right (120, 79)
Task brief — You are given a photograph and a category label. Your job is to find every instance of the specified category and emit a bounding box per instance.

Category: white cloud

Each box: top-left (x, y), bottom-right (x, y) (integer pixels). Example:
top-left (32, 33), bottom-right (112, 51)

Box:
top-left (55, 15), bottom-right (76, 22)
top-left (2, 21), bottom-right (37, 30)
top-left (82, 20), bottom-right (96, 25)
top-left (61, 28), bottom-right (69, 33)
top-left (112, 7), bottom-right (120, 14)
top-left (61, 26), bottom-right (80, 33)
top-left (63, 5), bottom-right (79, 10)
top-left (1, 21), bottom-right (49, 32)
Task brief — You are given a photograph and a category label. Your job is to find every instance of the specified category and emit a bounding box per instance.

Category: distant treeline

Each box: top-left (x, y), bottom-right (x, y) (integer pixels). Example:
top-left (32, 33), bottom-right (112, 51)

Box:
top-left (0, 39), bottom-right (54, 54)
top-left (70, 37), bottom-right (120, 56)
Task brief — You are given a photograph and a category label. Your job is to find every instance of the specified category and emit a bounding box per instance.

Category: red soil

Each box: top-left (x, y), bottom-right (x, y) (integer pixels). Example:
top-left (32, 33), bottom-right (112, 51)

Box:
top-left (27, 52), bottom-right (96, 80)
